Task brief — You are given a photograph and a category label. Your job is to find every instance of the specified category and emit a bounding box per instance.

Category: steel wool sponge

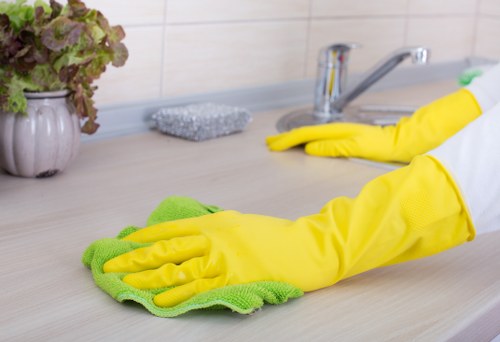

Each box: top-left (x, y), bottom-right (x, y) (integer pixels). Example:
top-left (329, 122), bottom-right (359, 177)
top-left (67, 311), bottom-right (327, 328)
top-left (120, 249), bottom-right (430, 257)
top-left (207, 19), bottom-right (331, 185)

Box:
top-left (152, 103), bottom-right (252, 141)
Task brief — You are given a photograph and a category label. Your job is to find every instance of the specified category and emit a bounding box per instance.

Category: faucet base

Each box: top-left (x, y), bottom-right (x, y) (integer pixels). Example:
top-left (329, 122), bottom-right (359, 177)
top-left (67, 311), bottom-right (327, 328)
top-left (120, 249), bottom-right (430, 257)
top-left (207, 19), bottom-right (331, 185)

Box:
top-left (276, 108), bottom-right (343, 132)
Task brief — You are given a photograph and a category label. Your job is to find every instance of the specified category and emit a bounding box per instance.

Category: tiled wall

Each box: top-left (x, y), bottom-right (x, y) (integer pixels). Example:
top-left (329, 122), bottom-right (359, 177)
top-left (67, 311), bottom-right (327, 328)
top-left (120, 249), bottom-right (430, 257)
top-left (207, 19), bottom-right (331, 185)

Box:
top-left (8, 0), bottom-right (498, 107)
top-left (475, 0), bottom-right (500, 61)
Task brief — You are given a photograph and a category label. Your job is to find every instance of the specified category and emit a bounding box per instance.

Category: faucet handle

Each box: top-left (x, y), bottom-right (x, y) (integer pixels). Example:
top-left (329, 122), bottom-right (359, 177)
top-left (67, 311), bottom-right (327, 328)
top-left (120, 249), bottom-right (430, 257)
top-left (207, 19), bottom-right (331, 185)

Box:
top-left (315, 43), bottom-right (360, 116)
top-left (318, 43), bottom-right (360, 66)
top-left (324, 42), bottom-right (360, 52)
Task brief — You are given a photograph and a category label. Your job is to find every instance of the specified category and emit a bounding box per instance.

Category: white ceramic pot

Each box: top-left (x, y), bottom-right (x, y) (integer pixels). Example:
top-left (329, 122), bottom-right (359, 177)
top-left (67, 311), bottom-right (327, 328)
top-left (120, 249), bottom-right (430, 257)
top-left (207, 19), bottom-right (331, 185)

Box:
top-left (0, 90), bottom-right (81, 178)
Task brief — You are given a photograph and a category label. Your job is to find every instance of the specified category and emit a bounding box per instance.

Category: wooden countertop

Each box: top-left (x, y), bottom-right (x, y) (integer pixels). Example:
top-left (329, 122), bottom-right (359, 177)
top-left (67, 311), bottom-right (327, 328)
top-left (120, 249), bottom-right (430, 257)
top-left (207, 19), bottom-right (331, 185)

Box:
top-left (1, 81), bottom-right (499, 341)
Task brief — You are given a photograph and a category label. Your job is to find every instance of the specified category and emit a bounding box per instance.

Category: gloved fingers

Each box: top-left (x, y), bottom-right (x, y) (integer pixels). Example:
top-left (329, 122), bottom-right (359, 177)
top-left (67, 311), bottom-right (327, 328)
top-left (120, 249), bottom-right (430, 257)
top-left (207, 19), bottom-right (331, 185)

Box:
top-left (153, 276), bottom-right (227, 307)
top-left (304, 138), bottom-right (363, 157)
top-left (123, 256), bottom-right (216, 289)
top-left (122, 219), bottom-right (202, 243)
top-left (103, 235), bottom-right (209, 273)
top-left (123, 211), bottom-right (241, 243)
top-left (266, 123), bottom-right (371, 151)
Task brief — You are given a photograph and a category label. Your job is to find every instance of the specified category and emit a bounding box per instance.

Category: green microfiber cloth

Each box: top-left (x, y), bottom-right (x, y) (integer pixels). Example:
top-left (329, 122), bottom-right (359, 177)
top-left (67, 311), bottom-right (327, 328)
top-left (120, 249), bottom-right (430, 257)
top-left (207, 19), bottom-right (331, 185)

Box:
top-left (458, 64), bottom-right (494, 86)
top-left (82, 196), bottom-right (303, 317)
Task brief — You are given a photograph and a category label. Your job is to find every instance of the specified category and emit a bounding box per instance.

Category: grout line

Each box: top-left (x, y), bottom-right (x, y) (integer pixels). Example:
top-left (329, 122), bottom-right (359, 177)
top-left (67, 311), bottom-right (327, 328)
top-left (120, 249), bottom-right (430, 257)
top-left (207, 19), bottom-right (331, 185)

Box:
top-left (471, 0), bottom-right (482, 57)
top-left (120, 13), bottom-right (479, 30)
top-left (163, 15), bottom-right (411, 27)
top-left (403, 0), bottom-right (410, 45)
top-left (166, 17), bottom-right (312, 26)
top-left (312, 13), bottom-right (477, 20)
top-left (122, 23), bottom-right (164, 29)
top-left (302, 0), bottom-right (314, 79)
top-left (120, 13), bottom-right (481, 29)
top-left (159, 0), bottom-right (169, 98)
top-left (476, 13), bottom-right (500, 20)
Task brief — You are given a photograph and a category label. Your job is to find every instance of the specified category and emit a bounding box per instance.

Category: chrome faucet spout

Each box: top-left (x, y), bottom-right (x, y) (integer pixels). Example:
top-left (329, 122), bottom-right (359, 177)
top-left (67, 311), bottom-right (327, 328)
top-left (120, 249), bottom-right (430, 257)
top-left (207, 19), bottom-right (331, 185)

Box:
top-left (275, 45), bottom-right (430, 132)
top-left (330, 47), bottom-right (429, 113)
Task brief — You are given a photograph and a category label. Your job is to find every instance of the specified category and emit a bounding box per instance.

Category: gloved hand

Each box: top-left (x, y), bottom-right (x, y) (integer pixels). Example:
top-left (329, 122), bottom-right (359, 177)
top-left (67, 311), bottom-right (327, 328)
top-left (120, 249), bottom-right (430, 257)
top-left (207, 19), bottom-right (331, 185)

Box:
top-left (267, 63), bottom-right (500, 163)
top-left (266, 89), bottom-right (480, 163)
top-left (104, 154), bottom-right (475, 308)
top-left (83, 196), bottom-right (303, 317)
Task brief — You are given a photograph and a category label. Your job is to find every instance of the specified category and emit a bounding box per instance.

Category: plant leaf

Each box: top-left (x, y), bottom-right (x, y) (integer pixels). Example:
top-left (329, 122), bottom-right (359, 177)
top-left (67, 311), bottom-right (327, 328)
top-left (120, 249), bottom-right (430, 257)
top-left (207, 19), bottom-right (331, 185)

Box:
top-left (49, 0), bottom-right (62, 19)
top-left (67, 0), bottom-right (89, 18)
top-left (110, 42), bottom-right (128, 67)
top-left (0, 0), bottom-right (35, 32)
top-left (41, 16), bottom-right (83, 52)
top-left (108, 25), bottom-right (125, 44)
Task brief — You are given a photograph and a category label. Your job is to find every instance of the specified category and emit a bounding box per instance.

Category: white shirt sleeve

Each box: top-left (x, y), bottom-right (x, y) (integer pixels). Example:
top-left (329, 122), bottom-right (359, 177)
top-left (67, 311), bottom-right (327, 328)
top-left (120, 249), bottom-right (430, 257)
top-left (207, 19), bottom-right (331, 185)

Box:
top-left (428, 102), bottom-right (500, 235)
top-left (466, 63), bottom-right (500, 113)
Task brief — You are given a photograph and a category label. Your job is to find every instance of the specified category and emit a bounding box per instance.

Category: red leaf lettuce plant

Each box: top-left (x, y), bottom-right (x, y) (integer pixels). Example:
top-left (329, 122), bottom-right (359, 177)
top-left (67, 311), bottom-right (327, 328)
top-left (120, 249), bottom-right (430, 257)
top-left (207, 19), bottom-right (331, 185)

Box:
top-left (0, 0), bottom-right (128, 134)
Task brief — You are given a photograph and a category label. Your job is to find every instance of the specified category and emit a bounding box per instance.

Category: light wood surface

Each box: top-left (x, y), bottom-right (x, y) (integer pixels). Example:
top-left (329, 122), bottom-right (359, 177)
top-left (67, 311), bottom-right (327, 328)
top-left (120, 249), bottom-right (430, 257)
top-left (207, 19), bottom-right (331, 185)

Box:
top-left (1, 82), bottom-right (499, 341)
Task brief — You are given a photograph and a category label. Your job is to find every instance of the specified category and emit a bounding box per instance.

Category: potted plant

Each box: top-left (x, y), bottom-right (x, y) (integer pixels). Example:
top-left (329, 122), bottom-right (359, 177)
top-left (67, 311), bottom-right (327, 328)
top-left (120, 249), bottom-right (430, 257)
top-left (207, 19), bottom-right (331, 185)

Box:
top-left (0, 0), bottom-right (128, 177)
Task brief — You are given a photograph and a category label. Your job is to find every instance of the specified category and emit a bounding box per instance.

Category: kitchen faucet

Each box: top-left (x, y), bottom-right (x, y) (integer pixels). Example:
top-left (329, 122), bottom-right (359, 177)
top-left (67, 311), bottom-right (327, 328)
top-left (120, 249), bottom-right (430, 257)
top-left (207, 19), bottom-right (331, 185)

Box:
top-left (276, 45), bottom-right (430, 132)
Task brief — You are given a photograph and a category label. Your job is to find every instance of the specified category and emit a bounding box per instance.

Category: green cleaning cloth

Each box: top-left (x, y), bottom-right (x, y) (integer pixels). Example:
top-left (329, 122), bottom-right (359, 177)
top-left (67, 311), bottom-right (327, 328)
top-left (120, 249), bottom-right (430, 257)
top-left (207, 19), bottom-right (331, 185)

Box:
top-left (82, 196), bottom-right (303, 317)
top-left (457, 64), bottom-right (494, 86)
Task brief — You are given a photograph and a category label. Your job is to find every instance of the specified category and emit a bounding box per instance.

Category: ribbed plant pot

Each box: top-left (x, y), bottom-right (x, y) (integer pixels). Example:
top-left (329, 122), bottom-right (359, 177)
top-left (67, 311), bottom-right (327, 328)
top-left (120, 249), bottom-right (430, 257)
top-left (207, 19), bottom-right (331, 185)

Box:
top-left (0, 90), bottom-right (81, 178)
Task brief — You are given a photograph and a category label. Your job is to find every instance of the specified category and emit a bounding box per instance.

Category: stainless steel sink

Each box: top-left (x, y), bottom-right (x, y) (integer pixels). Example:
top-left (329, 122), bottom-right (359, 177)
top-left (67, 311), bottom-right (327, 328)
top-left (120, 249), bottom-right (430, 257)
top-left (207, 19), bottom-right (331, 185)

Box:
top-left (276, 104), bottom-right (417, 132)
top-left (344, 104), bottom-right (417, 126)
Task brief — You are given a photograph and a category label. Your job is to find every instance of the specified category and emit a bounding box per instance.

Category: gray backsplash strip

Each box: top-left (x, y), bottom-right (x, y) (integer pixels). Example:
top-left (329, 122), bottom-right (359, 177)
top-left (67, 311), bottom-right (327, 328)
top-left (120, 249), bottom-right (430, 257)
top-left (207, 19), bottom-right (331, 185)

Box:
top-left (82, 58), bottom-right (495, 143)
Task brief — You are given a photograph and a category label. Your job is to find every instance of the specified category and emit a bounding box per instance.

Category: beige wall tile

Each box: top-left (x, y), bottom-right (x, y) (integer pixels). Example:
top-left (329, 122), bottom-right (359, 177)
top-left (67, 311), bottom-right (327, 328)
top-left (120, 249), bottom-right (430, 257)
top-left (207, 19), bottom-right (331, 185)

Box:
top-left (408, 0), bottom-right (478, 15)
top-left (311, 0), bottom-right (408, 17)
top-left (307, 18), bottom-right (406, 77)
top-left (93, 26), bottom-right (163, 106)
top-left (163, 21), bottom-right (308, 97)
top-left (3, 0), bottom-right (166, 26)
top-left (166, 0), bottom-right (310, 23)
top-left (83, 0), bottom-right (166, 26)
top-left (479, 0), bottom-right (500, 16)
top-left (474, 17), bottom-right (500, 60)
top-left (406, 17), bottom-right (475, 63)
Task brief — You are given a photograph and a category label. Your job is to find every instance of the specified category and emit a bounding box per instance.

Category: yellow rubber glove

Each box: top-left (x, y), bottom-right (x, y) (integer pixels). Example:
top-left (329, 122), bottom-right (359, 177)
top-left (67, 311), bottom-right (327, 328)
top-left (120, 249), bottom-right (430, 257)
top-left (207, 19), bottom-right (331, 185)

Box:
top-left (103, 155), bottom-right (474, 307)
top-left (266, 89), bottom-right (481, 163)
